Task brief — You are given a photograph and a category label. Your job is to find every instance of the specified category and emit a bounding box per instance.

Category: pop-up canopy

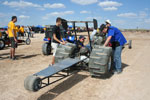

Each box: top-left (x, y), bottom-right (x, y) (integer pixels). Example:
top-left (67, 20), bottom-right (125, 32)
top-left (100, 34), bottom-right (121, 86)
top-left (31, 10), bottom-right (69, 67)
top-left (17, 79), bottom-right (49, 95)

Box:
top-left (36, 25), bottom-right (44, 28)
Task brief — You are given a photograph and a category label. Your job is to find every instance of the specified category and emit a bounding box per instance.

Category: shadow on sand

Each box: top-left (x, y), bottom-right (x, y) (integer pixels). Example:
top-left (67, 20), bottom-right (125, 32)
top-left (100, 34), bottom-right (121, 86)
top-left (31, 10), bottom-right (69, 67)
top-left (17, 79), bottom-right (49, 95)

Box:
top-left (0, 54), bottom-right (40, 60)
top-left (37, 73), bottom-right (88, 100)
top-left (37, 62), bottom-right (129, 100)
top-left (92, 62), bottom-right (129, 79)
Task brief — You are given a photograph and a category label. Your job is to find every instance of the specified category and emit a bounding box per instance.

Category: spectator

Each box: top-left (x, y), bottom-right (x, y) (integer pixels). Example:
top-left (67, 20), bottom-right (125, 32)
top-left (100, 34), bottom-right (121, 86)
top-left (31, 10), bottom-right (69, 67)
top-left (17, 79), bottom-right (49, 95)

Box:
top-left (7, 16), bottom-right (18, 60)
top-left (19, 26), bottom-right (25, 38)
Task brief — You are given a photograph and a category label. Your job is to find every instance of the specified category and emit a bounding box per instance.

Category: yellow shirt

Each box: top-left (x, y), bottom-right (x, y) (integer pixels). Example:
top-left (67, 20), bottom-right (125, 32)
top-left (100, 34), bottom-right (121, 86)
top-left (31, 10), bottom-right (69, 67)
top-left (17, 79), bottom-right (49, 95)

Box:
top-left (15, 26), bottom-right (19, 33)
top-left (44, 27), bottom-right (46, 31)
top-left (8, 21), bottom-right (17, 37)
top-left (19, 27), bottom-right (24, 33)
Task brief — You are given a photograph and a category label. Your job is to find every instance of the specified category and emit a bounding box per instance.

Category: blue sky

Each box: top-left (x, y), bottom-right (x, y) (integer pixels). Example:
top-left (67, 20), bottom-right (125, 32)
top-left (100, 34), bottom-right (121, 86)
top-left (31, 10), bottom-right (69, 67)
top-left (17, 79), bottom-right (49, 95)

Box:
top-left (0, 0), bottom-right (150, 29)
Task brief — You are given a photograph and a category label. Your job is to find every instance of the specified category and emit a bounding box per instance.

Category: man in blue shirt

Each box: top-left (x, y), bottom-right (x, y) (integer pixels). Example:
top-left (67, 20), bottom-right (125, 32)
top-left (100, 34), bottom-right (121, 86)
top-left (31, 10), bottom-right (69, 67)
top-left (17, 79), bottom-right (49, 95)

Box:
top-left (100, 24), bottom-right (127, 74)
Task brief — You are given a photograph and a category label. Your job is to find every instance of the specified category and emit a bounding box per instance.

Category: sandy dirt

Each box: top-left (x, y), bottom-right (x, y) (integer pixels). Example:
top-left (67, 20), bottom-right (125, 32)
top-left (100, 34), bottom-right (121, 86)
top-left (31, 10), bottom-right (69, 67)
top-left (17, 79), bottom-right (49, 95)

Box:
top-left (0, 32), bottom-right (150, 100)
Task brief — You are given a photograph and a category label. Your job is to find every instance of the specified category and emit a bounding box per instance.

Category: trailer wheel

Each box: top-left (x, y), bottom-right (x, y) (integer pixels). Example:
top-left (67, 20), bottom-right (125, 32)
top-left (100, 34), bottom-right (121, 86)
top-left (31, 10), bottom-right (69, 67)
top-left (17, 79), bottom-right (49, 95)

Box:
top-left (42, 43), bottom-right (51, 55)
top-left (89, 46), bottom-right (112, 77)
top-left (129, 40), bottom-right (132, 49)
top-left (24, 75), bottom-right (41, 92)
top-left (0, 39), bottom-right (5, 50)
top-left (25, 38), bottom-right (31, 45)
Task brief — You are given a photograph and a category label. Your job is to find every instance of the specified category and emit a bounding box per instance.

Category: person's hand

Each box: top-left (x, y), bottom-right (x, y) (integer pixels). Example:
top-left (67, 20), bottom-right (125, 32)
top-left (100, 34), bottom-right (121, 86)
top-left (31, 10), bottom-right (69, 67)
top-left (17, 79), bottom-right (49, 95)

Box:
top-left (63, 41), bottom-right (66, 44)
top-left (64, 41), bottom-right (67, 43)
top-left (60, 41), bottom-right (66, 45)
top-left (14, 38), bottom-right (18, 43)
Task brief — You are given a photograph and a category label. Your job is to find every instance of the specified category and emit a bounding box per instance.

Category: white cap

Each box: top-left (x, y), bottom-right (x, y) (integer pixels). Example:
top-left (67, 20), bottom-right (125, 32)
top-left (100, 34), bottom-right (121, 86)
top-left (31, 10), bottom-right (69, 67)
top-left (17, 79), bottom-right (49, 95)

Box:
top-left (105, 19), bottom-right (111, 24)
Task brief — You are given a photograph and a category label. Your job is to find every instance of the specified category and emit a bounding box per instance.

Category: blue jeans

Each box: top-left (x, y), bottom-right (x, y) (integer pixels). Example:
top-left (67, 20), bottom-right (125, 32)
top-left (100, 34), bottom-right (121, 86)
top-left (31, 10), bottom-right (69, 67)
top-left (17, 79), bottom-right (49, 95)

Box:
top-left (112, 46), bottom-right (122, 71)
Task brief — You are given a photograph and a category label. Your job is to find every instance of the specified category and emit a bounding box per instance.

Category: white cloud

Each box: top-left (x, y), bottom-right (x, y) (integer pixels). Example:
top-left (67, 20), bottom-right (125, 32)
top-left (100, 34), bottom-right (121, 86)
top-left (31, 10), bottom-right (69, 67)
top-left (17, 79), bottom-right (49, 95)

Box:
top-left (71, 0), bottom-right (98, 5)
top-left (86, 16), bottom-right (101, 20)
top-left (98, 1), bottom-right (122, 11)
top-left (43, 11), bottom-right (74, 20)
top-left (80, 10), bottom-right (91, 14)
top-left (103, 7), bottom-right (118, 11)
top-left (144, 18), bottom-right (150, 23)
top-left (43, 3), bottom-right (65, 8)
top-left (19, 15), bottom-right (30, 19)
top-left (117, 13), bottom-right (137, 18)
top-left (3, 1), bottom-right (66, 10)
top-left (98, 1), bottom-right (122, 7)
top-left (64, 11), bottom-right (74, 14)
top-left (144, 8), bottom-right (149, 11)
top-left (113, 20), bottom-right (126, 25)
top-left (3, 1), bottom-right (41, 8)
top-left (139, 11), bottom-right (147, 18)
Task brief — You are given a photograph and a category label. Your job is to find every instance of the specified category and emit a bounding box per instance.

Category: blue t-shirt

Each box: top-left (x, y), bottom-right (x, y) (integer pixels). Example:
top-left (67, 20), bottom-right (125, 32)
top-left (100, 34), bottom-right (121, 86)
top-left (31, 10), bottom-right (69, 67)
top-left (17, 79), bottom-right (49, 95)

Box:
top-left (107, 26), bottom-right (127, 46)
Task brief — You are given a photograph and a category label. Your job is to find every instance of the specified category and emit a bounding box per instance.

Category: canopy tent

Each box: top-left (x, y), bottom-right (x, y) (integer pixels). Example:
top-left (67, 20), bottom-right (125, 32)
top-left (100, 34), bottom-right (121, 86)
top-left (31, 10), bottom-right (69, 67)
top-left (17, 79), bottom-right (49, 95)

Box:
top-left (68, 25), bottom-right (72, 28)
top-left (36, 25), bottom-right (44, 28)
top-left (3, 26), bottom-right (8, 29)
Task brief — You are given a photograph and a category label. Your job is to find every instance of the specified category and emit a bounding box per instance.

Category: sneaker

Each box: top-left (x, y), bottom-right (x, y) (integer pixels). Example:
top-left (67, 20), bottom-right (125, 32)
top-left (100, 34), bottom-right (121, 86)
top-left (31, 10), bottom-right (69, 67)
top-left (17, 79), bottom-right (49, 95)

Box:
top-left (9, 56), bottom-right (12, 59)
top-left (113, 70), bottom-right (122, 74)
top-left (12, 57), bottom-right (16, 60)
top-left (49, 64), bottom-right (53, 66)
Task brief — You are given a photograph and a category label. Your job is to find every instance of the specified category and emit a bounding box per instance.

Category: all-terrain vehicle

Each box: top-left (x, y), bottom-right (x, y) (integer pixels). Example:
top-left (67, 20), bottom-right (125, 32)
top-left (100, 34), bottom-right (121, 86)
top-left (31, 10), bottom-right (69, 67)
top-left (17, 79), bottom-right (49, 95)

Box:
top-left (42, 21), bottom-right (76, 55)
top-left (0, 28), bottom-right (31, 50)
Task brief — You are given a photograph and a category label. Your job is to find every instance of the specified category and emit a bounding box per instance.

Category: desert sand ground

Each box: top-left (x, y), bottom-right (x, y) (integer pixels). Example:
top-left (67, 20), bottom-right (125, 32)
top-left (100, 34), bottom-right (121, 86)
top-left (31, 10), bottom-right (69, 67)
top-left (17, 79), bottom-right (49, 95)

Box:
top-left (0, 32), bottom-right (150, 100)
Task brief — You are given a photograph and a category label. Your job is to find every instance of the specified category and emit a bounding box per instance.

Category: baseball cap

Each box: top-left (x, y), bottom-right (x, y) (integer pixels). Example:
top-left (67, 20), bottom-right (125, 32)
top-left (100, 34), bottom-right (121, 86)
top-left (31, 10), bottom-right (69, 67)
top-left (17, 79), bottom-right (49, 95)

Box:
top-left (99, 24), bottom-right (106, 32)
top-left (105, 19), bottom-right (111, 24)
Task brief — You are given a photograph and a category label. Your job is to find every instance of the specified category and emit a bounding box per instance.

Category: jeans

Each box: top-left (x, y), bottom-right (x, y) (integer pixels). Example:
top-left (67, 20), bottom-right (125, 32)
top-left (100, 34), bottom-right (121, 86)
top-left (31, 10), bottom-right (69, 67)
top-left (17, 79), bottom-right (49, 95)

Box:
top-left (112, 45), bottom-right (122, 71)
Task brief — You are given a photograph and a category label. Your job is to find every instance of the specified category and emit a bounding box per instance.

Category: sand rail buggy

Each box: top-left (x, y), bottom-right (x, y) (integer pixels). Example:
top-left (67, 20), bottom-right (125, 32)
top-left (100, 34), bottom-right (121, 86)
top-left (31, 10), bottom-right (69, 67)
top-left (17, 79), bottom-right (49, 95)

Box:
top-left (24, 18), bottom-right (132, 92)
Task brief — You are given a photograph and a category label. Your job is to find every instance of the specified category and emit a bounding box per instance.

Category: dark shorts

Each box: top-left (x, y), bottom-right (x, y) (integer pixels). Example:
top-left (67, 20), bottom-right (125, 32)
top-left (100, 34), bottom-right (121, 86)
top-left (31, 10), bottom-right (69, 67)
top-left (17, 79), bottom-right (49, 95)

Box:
top-left (9, 37), bottom-right (17, 48)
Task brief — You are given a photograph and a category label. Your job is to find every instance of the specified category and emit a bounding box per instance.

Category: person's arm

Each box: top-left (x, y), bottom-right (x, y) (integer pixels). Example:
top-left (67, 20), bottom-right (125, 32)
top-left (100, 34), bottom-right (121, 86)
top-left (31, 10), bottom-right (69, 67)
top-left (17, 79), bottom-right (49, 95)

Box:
top-left (61, 37), bottom-right (66, 43)
top-left (53, 34), bottom-right (65, 44)
top-left (12, 29), bottom-right (17, 42)
top-left (90, 29), bottom-right (97, 40)
top-left (104, 36), bottom-right (112, 46)
top-left (12, 24), bottom-right (17, 42)
top-left (104, 29), bottom-right (114, 46)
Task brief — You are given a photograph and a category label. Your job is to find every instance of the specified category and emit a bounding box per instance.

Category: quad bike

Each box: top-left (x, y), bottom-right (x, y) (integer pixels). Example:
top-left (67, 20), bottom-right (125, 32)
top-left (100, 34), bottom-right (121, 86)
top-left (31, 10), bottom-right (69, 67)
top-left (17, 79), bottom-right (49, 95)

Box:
top-left (0, 31), bottom-right (31, 50)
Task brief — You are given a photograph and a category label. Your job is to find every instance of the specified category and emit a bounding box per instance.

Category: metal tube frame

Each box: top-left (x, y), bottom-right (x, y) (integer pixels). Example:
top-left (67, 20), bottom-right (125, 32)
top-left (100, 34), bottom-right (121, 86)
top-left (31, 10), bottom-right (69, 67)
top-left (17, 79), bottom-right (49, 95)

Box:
top-left (38, 68), bottom-right (71, 89)
top-left (36, 60), bottom-right (85, 90)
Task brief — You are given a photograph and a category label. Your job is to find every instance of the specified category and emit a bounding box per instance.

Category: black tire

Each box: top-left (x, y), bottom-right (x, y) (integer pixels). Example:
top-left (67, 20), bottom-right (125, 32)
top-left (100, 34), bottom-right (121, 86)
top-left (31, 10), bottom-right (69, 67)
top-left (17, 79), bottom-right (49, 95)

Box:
top-left (42, 43), bottom-right (51, 55)
top-left (25, 38), bottom-right (31, 45)
top-left (129, 40), bottom-right (132, 49)
top-left (89, 46), bottom-right (112, 77)
top-left (24, 75), bottom-right (41, 92)
top-left (0, 39), bottom-right (5, 50)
